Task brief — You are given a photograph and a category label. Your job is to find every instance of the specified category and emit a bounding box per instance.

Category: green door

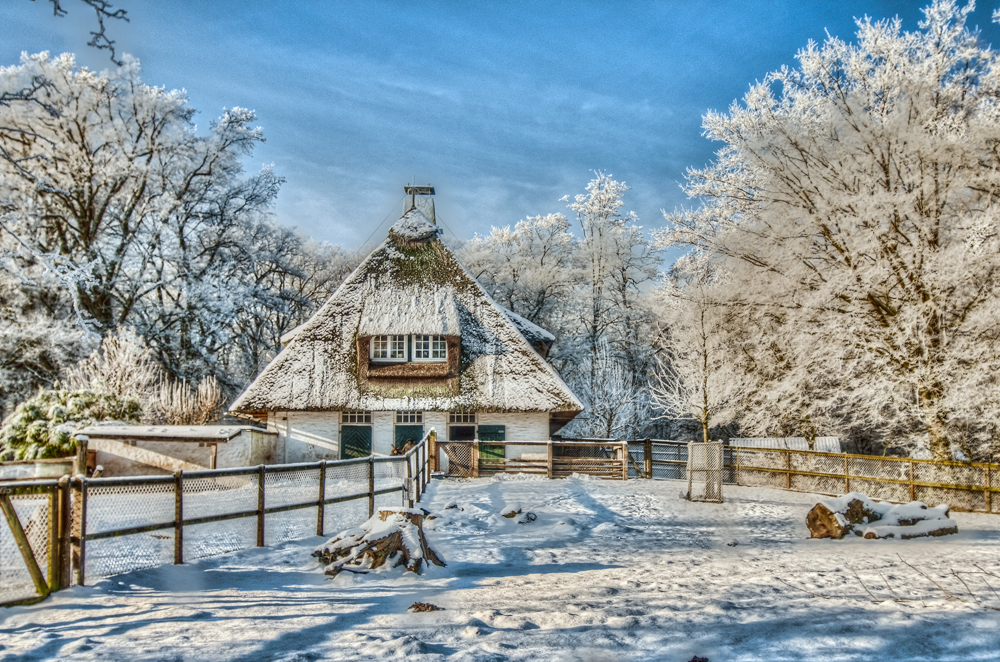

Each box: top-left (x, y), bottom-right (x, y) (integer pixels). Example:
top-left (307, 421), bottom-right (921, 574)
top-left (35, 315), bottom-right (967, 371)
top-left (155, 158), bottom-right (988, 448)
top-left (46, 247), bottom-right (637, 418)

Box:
top-left (394, 425), bottom-right (423, 450)
top-left (341, 425), bottom-right (372, 459)
top-left (478, 424), bottom-right (506, 459)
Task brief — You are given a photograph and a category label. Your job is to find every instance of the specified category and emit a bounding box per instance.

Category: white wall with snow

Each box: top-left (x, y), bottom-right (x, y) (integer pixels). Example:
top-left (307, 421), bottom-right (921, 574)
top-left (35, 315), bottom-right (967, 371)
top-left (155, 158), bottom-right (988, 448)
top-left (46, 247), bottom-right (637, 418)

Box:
top-left (276, 411), bottom-right (342, 463)
top-left (373, 411), bottom-right (394, 455)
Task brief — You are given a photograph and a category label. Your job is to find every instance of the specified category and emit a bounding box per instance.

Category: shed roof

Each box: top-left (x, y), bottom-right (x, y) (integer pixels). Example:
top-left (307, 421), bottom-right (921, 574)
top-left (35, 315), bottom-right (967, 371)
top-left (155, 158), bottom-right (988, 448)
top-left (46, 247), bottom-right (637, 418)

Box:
top-left (230, 213), bottom-right (583, 416)
top-left (74, 425), bottom-right (271, 443)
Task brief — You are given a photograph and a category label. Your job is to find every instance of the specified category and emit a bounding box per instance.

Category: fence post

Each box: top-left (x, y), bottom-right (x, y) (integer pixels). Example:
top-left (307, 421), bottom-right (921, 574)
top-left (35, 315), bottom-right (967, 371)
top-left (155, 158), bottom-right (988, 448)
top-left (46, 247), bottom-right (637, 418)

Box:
top-left (429, 429), bottom-right (438, 472)
top-left (985, 464), bottom-right (992, 514)
top-left (406, 451), bottom-right (414, 509)
top-left (547, 441), bottom-right (554, 479)
top-left (622, 443), bottom-right (629, 481)
top-left (58, 476), bottom-right (72, 590)
top-left (735, 448), bottom-right (740, 486)
top-left (910, 461), bottom-right (916, 502)
top-left (71, 477), bottom-right (86, 586)
top-left (256, 465), bottom-right (265, 547)
top-left (368, 455), bottom-right (375, 518)
top-left (785, 451), bottom-right (792, 489)
top-left (418, 443), bottom-right (424, 499)
top-left (317, 461), bottom-right (326, 536)
top-left (173, 471), bottom-right (183, 565)
top-left (644, 439), bottom-right (652, 479)
top-left (472, 440), bottom-right (480, 478)
top-left (47, 485), bottom-right (61, 591)
top-left (844, 454), bottom-right (850, 493)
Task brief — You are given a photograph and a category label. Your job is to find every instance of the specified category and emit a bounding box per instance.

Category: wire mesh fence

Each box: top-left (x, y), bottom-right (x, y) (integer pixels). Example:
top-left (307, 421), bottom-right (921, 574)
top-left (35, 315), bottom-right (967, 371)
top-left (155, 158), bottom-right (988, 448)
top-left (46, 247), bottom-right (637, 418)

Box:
top-left (631, 439), bottom-right (1000, 514)
top-left (0, 434), bottom-right (433, 599)
top-left (687, 441), bottom-right (724, 503)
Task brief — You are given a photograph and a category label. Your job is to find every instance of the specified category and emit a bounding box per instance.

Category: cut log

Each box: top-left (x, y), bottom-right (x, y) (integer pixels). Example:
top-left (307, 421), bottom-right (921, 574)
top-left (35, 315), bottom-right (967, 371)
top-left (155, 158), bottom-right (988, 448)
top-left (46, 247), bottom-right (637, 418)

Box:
top-left (806, 492), bottom-right (958, 540)
top-left (314, 508), bottom-right (446, 578)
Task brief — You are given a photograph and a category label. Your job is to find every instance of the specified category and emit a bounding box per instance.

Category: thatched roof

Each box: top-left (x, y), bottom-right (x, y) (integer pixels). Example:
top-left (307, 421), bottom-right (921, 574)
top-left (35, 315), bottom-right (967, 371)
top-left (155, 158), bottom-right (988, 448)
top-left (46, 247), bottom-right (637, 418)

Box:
top-left (231, 211), bottom-right (583, 415)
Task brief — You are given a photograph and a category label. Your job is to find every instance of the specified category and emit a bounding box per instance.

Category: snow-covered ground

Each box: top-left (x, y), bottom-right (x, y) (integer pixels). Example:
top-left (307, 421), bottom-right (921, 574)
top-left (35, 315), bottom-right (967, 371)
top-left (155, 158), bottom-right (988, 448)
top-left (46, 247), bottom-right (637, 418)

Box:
top-left (3, 476), bottom-right (1000, 661)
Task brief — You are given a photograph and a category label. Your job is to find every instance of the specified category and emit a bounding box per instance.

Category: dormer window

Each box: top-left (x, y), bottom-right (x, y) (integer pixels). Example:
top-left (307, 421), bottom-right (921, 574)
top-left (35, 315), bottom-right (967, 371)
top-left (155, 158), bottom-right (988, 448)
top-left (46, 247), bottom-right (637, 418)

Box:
top-left (369, 334), bottom-right (447, 363)
top-left (371, 335), bottom-right (406, 362)
top-left (412, 334), bottom-right (447, 362)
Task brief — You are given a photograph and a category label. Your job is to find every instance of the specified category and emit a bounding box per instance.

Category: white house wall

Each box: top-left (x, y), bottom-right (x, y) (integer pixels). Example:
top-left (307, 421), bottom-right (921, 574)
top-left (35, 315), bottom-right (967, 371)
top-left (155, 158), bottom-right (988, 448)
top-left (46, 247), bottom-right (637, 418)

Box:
top-left (424, 412), bottom-right (447, 442)
top-left (276, 411), bottom-right (341, 463)
top-left (477, 412), bottom-right (549, 460)
top-left (373, 411), bottom-right (394, 455)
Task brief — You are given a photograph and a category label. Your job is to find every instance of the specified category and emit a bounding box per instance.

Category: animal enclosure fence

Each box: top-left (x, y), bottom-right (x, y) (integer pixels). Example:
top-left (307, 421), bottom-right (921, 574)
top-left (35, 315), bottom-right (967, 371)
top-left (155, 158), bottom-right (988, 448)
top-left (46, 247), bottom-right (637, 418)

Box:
top-left (627, 439), bottom-right (1000, 514)
top-left (0, 434), bottom-right (432, 608)
top-left (435, 440), bottom-right (629, 480)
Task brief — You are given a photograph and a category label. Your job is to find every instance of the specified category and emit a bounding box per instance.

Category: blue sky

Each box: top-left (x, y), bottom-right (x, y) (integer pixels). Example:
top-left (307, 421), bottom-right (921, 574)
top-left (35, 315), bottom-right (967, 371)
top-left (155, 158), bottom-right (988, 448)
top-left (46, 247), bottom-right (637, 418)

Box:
top-left (3, 1), bottom-right (1000, 249)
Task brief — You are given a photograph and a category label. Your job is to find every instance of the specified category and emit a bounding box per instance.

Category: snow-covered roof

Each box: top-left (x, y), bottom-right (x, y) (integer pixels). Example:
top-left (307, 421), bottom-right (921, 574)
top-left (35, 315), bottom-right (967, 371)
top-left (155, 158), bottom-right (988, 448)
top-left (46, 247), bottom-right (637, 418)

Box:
top-left (388, 208), bottom-right (440, 242)
top-left (73, 425), bottom-right (265, 442)
top-left (230, 214), bottom-right (583, 416)
top-left (500, 306), bottom-right (556, 344)
top-left (729, 437), bottom-right (842, 453)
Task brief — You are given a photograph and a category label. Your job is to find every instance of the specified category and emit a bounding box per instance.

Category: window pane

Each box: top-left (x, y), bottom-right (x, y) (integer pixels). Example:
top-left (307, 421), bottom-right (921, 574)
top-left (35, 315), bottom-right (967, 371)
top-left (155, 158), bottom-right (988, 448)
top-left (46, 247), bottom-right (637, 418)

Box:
top-left (390, 335), bottom-right (406, 359)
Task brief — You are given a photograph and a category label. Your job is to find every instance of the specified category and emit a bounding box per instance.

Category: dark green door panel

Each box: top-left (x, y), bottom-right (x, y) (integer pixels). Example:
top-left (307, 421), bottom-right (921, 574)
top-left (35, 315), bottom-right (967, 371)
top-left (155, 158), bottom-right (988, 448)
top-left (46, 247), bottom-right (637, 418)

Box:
top-left (478, 424), bottom-right (505, 459)
top-left (341, 425), bottom-right (372, 459)
top-left (395, 425), bottom-right (423, 449)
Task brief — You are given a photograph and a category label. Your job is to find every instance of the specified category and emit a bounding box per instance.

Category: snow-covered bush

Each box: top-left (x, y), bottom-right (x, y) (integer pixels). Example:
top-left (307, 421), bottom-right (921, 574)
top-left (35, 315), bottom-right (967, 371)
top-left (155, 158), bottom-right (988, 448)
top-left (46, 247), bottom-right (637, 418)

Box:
top-left (0, 389), bottom-right (141, 460)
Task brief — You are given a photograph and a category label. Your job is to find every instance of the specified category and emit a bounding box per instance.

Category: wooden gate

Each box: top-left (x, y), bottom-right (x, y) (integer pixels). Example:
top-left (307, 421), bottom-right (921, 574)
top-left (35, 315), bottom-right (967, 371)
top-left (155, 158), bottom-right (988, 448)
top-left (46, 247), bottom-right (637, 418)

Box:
top-left (0, 481), bottom-right (67, 607)
top-left (437, 442), bottom-right (474, 478)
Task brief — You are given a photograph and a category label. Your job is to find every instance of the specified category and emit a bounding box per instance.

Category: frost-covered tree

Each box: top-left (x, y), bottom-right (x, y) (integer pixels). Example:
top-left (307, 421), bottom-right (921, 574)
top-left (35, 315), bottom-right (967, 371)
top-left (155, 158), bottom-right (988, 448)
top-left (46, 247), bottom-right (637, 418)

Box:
top-left (651, 257), bottom-right (751, 443)
top-left (460, 212), bottom-right (577, 334)
top-left (463, 174), bottom-right (661, 440)
top-left (565, 174), bottom-right (659, 437)
top-left (658, 1), bottom-right (1000, 459)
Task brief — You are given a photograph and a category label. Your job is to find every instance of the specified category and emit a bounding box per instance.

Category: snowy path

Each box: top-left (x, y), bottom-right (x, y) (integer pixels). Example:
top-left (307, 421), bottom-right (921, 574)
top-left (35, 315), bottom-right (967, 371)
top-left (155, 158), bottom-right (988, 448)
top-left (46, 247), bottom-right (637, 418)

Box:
top-left (3, 476), bottom-right (1000, 661)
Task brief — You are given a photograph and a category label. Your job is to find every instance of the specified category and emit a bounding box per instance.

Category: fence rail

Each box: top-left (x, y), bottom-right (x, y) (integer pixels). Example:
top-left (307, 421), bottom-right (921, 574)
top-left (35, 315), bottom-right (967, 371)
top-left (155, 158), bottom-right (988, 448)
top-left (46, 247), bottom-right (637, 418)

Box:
top-left (1, 432), bottom-right (432, 608)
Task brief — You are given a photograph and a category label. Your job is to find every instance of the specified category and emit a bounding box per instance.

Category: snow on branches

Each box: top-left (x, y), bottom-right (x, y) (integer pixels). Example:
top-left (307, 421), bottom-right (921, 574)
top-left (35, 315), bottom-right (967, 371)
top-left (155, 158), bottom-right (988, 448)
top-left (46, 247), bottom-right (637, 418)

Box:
top-left (658, 0), bottom-right (1000, 459)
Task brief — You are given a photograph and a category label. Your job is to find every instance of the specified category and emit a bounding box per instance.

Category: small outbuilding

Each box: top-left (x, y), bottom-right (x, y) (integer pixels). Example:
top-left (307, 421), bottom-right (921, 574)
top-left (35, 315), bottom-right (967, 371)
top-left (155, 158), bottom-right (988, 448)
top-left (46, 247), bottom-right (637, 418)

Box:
top-left (74, 424), bottom-right (277, 476)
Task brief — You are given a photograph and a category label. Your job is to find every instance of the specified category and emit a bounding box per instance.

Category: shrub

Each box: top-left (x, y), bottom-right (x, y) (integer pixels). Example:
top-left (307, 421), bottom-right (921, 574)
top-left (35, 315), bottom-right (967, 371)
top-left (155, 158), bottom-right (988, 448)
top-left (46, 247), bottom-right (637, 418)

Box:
top-left (0, 389), bottom-right (142, 460)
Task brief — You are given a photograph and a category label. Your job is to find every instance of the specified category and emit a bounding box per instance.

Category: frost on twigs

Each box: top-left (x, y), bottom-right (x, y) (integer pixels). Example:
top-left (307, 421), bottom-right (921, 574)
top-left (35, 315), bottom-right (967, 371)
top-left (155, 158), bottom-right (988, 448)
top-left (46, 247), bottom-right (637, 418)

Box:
top-left (806, 492), bottom-right (957, 540)
top-left (313, 509), bottom-right (446, 578)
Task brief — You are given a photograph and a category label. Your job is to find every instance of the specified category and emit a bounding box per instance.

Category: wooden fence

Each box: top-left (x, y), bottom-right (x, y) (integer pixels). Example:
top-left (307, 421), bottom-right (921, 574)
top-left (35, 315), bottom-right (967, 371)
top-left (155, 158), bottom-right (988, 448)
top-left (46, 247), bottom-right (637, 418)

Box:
top-left (435, 440), bottom-right (629, 480)
top-left (1, 433), bottom-right (432, 608)
top-left (627, 439), bottom-right (1000, 514)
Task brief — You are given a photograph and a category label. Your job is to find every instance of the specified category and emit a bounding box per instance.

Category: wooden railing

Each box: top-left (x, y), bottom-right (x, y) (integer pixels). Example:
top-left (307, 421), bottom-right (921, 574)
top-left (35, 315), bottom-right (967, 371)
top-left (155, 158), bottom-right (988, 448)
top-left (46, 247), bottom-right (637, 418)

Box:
top-left (436, 440), bottom-right (629, 480)
top-left (1, 432), bottom-right (434, 607)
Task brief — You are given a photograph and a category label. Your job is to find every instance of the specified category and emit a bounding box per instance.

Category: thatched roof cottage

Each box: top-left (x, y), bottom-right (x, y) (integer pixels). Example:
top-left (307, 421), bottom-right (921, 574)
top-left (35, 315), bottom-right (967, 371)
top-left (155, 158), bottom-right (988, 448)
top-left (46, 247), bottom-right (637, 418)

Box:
top-left (229, 187), bottom-right (583, 462)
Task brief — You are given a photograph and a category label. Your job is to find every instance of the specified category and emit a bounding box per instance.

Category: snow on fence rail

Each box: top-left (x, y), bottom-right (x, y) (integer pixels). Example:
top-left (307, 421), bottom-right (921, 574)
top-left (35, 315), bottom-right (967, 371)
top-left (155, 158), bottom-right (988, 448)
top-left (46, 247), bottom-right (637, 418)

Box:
top-left (0, 433), bottom-right (433, 608)
top-left (626, 439), bottom-right (1000, 514)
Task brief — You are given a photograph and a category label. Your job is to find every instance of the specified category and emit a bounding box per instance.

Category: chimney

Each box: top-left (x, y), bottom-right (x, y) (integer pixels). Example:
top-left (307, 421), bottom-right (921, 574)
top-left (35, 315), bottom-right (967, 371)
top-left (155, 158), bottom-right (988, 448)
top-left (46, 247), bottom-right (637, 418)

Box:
top-left (403, 185), bottom-right (436, 224)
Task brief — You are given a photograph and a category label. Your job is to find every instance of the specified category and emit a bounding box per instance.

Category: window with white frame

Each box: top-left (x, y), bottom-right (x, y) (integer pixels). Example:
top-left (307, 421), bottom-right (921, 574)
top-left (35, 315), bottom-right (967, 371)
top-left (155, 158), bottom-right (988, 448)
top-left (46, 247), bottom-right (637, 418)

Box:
top-left (342, 410), bottom-right (372, 423)
top-left (412, 334), bottom-right (447, 361)
top-left (396, 411), bottom-right (423, 423)
top-left (370, 335), bottom-right (406, 361)
top-left (449, 412), bottom-right (476, 423)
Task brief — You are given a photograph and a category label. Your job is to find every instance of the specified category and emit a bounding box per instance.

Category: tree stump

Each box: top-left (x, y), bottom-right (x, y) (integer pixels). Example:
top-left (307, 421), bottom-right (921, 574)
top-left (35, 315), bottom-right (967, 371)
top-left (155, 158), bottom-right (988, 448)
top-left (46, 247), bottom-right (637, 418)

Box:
top-left (314, 509), bottom-right (446, 577)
